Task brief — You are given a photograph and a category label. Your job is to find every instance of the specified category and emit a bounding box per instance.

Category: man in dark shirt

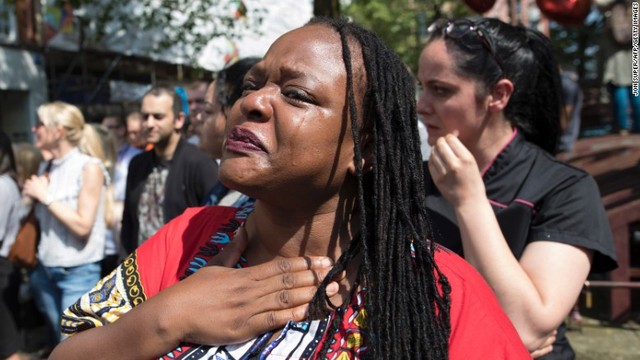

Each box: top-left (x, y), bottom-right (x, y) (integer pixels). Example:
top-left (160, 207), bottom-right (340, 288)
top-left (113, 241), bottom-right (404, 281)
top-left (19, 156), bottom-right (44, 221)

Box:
top-left (121, 86), bottom-right (218, 253)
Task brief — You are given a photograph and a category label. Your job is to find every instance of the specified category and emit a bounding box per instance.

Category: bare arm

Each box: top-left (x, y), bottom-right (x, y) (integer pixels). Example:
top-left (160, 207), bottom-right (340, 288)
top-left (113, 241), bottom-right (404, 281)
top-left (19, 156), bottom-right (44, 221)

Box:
top-left (429, 135), bottom-right (592, 350)
top-left (23, 162), bottom-right (104, 239)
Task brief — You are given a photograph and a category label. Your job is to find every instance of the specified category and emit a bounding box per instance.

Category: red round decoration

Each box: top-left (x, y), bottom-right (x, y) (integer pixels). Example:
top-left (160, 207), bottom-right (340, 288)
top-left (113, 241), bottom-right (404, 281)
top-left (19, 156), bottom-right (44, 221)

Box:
top-left (535, 0), bottom-right (592, 26)
top-left (463, 0), bottom-right (497, 14)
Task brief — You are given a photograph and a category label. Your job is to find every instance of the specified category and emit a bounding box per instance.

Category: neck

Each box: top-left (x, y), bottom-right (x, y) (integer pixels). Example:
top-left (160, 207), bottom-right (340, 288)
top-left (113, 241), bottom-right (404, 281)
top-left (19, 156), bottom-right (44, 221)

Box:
top-left (154, 132), bottom-right (181, 160)
top-left (50, 141), bottom-right (74, 160)
top-left (468, 115), bottom-right (514, 173)
top-left (243, 192), bottom-right (360, 265)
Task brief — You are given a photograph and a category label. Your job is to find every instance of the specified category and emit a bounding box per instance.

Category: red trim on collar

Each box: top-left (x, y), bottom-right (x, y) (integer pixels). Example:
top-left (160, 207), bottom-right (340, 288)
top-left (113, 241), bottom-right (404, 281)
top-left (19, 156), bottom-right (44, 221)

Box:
top-left (481, 128), bottom-right (518, 177)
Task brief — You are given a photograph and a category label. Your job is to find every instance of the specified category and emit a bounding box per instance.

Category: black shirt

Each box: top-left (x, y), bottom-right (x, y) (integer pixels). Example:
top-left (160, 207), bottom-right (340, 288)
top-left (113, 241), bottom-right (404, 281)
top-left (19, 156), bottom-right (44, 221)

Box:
top-left (425, 130), bottom-right (618, 274)
top-left (425, 130), bottom-right (618, 359)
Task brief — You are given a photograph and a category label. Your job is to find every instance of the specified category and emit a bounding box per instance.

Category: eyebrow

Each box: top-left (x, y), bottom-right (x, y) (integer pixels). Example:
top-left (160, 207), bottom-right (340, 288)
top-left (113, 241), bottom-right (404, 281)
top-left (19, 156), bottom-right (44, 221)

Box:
top-left (248, 63), bottom-right (321, 85)
top-left (140, 112), bottom-right (166, 118)
top-left (280, 66), bottom-right (321, 84)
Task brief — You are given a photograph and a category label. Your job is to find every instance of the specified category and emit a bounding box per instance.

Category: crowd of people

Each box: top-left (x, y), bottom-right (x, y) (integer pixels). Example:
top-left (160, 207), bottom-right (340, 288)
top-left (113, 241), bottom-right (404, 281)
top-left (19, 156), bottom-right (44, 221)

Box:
top-left (0, 13), bottom-right (620, 360)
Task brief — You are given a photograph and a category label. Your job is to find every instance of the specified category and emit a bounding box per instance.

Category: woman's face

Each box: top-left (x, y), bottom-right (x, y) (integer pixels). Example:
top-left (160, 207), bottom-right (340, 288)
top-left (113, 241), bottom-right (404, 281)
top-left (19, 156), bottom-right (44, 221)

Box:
top-left (416, 39), bottom-right (490, 147)
top-left (32, 118), bottom-right (59, 151)
top-left (198, 81), bottom-right (227, 159)
top-left (219, 24), bottom-right (359, 205)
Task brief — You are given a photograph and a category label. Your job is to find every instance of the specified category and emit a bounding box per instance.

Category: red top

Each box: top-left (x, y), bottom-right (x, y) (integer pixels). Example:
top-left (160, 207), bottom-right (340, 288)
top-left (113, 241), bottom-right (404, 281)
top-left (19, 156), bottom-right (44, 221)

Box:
top-left (64, 206), bottom-right (530, 359)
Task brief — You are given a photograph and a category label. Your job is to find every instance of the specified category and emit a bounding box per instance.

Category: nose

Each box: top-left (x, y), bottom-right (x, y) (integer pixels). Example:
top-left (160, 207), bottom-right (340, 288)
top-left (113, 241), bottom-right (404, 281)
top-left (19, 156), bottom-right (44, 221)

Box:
top-left (142, 114), bottom-right (154, 126)
top-left (195, 110), bottom-right (204, 124)
top-left (416, 91), bottom-right (432, 117)
top-left (239, 86), bottom-right (275, 123)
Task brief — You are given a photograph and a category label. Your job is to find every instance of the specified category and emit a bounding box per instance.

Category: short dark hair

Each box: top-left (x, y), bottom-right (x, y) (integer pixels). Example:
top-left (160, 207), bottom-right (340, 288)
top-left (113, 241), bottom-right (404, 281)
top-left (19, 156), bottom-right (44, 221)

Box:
top-left (143, 86), bottom-right (184, 118)
top-left (216, 57), bottom-right (261, 109)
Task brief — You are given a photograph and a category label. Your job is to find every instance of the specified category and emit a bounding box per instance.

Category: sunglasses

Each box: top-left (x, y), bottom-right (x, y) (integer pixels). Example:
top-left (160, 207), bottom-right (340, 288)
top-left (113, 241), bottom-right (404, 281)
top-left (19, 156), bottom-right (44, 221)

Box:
top-left (427, 19), bottom-right (505, 75)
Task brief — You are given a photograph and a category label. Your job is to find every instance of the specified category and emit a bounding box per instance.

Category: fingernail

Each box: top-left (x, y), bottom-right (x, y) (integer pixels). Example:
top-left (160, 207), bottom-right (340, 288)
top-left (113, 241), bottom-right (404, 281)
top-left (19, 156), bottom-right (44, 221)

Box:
top-left (326, 282), bottom-right (339, 295)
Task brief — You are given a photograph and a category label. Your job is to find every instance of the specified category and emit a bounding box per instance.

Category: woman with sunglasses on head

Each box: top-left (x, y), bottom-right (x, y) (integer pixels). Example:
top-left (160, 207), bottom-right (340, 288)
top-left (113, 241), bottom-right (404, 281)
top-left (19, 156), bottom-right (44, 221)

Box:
top-left (50, 17), bottom-right (529, 359)
top-left (418, 17), bottom-right (618, 359)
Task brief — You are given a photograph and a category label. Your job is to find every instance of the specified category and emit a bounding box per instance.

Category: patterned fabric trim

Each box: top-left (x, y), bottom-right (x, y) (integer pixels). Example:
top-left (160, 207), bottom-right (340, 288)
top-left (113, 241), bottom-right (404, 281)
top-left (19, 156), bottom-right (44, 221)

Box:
top-left (61, 265), bottom-right (135, 334)
top-left (121, 251), bottom-right (147, 306)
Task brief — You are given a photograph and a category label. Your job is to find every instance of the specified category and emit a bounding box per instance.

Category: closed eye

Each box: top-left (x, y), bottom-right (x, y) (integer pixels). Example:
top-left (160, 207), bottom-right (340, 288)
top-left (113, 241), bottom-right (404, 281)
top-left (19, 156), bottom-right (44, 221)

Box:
top-left (241, 81), bottom-right (259, 96)
top-left (283, 88), bottom-right (316, 105)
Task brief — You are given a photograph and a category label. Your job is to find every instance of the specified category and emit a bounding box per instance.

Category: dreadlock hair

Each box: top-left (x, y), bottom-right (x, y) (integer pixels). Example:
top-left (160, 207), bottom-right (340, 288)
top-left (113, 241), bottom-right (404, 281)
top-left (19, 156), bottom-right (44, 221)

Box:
top-left (306, 17), bottom-right (451, 359)
top-left (427, 17), bottom-right (562, 154)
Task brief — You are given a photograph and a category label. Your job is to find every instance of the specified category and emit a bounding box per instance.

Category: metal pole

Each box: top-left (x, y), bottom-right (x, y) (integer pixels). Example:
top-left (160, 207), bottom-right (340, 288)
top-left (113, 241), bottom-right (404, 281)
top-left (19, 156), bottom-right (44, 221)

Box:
top-left (585, 280), bottom-right (640, 289)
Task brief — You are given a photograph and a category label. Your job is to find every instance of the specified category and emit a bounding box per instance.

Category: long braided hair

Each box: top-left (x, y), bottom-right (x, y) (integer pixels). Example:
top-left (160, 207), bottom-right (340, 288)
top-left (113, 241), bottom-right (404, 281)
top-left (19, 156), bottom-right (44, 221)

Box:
top-left (307, 17), bottom-right (451, 359)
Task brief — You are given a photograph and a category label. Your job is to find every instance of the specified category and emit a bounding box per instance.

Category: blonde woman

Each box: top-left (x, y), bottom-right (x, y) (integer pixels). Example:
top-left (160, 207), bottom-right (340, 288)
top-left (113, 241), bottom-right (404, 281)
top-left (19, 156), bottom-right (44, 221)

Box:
top-left (23, 101), bottom-right (107, 347)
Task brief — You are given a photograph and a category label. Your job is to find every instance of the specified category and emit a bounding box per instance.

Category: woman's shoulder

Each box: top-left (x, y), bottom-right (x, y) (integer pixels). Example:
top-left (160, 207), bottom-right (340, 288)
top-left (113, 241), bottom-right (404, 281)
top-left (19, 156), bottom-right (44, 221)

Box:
top-left (0, 173), bottom-right (18, 188)
top-left (127, 206), bottom-right (250, 298)
top-left (518, 140), bottom-right (597, 196)
top-left (0, 175), bottom-right (20, 204)
top-left (73, 151), bottom-right (103, 169)
top-left (150, 206), bottom-right (246, 247)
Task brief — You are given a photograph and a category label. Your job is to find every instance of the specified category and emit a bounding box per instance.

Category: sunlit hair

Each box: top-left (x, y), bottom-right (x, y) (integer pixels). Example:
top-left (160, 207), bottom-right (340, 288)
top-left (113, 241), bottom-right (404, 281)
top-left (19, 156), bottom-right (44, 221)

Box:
top-left (75, 124), bottom-right (105, 167)
top-left (37, 101), bottom-right (87, 147)
top-left (426, 17), bottom-right (562, 154)
top-left (84, 124), bottom-right (116, 178)
top-left (84, 123), bottom-right (116, 226)
top-left (306, 17), bottom-right (451, 359)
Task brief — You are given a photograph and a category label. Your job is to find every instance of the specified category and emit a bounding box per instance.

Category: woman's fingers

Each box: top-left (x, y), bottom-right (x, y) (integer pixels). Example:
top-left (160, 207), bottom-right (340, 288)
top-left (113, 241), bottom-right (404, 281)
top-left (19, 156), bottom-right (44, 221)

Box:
top-left (247, 256), bottom-right (334, 282)
top-left (257, 281), bottom-right (339, 311)
top-left (435, 134), bottom-right (476, 170)
top-left (530, 344), bottom-right (554, 359)
top-left (428, 145), bottom-right (446, 176)
top-left (252, 266), bottom-right (339, 299)
top-left (530, 331), bottom-right (556, 358)
top-left (249, 281), bottom-right (341, 330)
top-left (430, 135), bottom-right (463, 174)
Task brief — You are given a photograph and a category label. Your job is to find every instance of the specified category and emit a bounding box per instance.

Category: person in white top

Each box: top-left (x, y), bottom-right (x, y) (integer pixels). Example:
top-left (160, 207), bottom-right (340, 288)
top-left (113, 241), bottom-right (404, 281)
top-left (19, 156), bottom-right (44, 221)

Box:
top-left (0, 131), bottom-right (30, 360)
top-left (23, 101), bottom-right (107, 348)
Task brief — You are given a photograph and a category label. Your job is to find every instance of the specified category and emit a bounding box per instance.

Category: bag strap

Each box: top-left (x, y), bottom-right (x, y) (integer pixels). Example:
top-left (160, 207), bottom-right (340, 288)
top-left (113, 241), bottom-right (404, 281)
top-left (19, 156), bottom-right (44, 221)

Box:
top-left (43, 159), bottom-right (53, 177)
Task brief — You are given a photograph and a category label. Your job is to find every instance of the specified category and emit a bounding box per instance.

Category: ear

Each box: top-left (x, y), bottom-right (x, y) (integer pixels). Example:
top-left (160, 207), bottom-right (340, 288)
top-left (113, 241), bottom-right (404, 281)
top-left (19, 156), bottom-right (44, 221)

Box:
top-left (53, 124), bottom-right (65, 141)
top-left (174, 112), bottom-right (186, 131)
top-left (488, 78), bottom-right (514, 113)
top-left (347, 140), bottom-right (374, 176)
